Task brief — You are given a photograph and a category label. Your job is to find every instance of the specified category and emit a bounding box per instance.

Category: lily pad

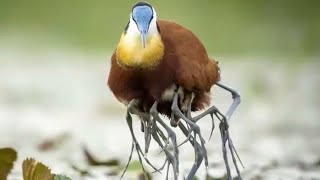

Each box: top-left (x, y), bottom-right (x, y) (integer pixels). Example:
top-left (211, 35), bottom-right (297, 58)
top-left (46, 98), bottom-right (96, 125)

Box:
top-left (22, 158), bottom-right (54, 180)
top-left (0, 147), bottom-right (17, 180)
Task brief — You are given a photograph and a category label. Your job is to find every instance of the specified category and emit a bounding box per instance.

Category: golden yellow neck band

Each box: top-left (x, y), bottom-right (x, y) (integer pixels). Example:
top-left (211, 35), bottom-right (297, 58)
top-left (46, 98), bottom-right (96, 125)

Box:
top-left (116, 33), bottom-right (164, 69)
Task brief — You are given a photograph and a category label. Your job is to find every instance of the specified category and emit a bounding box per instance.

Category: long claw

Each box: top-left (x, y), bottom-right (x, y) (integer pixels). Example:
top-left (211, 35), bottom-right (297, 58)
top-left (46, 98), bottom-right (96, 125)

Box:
top-left (178, 123), bottom-right (204, 180)
top-left (120, 141), bottom-right (135, 179)
top-left (123, 104), bottom-right (159, 179)
top-left (193, 105), bottom-right (243, 179)
top-left (158, 138), bottom-right (170, 155)
top-left (178, 81), bottom-right (243, 179)
top-left (170, 92), bottom-right (208, 179)
top-left (177, 131), bottom-right (192, 147)
top-left (216, 114), bottom-right (243, 180)
top-left (144, 120), bottom-right (153, 155)
top-left (123, 111), bottom-right (147, 179)
top-left (208, 113), bottom-right (215, 141)
top-left (152, 158), bottom-right (168, 173)
top-left (219, 122), bottom-right (232, 180)
top-left (121, 81), bottom-right (242, 179)
top-left (229, 137), bottom-right (245, 169)
top-left (151, 124), bottom-right (178, 179)
top-left (140, 120), bottom-right (145, 132)
top-left (150, 101), bottom-right (179, 180)
top-left (186, 93), bottom-right (195, 119)
top-left (227, 131), bottom-right (243, 177)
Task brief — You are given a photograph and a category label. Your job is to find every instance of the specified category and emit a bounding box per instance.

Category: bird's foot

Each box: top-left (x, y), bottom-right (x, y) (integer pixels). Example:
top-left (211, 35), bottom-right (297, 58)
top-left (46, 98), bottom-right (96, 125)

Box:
top-left (141, 119), bottom-right (153, 155)
top-left (219, 116), bottom-right (244, 180)
top-left (151, 127), bottom-right (179, 180)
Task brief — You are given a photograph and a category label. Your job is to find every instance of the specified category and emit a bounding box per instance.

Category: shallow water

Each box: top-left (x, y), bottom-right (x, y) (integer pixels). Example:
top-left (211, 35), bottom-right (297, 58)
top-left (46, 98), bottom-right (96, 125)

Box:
top-left (0, 48), bottom-right (319, 179)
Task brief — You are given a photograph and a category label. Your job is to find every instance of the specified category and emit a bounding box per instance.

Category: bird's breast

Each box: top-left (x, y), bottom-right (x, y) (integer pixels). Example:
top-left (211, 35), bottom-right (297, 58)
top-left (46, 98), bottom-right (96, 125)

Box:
top-left (116, 33), bottom-right (164, 69)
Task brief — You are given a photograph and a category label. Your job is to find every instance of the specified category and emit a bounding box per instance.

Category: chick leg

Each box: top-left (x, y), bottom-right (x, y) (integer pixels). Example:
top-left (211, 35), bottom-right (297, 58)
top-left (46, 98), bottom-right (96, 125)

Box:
top-left (121, 101), bottom-right (158, 179)
top-left (127, 100), bottom-right (153, 155)
top-left (150, 101), bottom-right (179, 180)
top-left (127, 100), bottom-right (178, 179)
top-left (171, 92), bottom-right (208, 175)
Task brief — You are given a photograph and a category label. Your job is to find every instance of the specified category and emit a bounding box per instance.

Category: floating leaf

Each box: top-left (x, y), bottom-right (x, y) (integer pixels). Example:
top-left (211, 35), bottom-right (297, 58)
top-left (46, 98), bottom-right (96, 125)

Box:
top-left (138, 171), bottom-right (152, 180)
top-left (126, 160), bottom-right (142, 172)
top-left (206, 174), bottom-right (228, 180)
top-left (0, 147), bottom-right (17, 180)
top-left (192, 176), bottom-right (200, 180)
top-left (83, 147), bottom-right (119, 167)
top-left (71, 164), bottom-right (91, 177)
top-left (315, 159), bottom-right (320, 167)
top-left (38, 133), bottom-right (70, 151)
top-left (54, 175), bottom-right (71, 180)
top-left (22, 158), bottom-right (54, 180)
top-left (106, 170), bottom-right (118, 176)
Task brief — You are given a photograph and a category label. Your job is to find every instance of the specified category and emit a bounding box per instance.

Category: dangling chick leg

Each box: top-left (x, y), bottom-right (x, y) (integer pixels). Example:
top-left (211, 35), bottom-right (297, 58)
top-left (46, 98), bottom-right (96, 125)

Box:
top-left (121, 100), bottom-right (158, 179)
top-left (171, 92), bottom-right (209, 177)
top-left (150, 101), bottom-right (179, 180)
top-left (127, 100), bottom-right (153, 155)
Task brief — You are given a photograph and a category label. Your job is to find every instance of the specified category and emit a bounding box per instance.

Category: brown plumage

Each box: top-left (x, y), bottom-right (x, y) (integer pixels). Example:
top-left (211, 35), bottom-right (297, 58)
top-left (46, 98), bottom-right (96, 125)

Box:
top-left (108, 20), bottom-right (220, 120)
top-left (107, 5), bottom-right (242, 178)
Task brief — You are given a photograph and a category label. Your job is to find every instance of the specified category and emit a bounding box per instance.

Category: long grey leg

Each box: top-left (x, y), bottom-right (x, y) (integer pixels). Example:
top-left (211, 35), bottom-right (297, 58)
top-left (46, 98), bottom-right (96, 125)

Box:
top-left (183, 82), bottom-right (243, 179)
top-left (121, 110), bottom-right (157, 179)
top-left (178, 122), bottom-right (204, 180)
top-left (191, 104), bottom-right (243, 180)
top-left (150, 101), bottom-right (179, 180)
top-left (216, 82), bottom-right (243, 179)
top-left (121, 101), bottom-right (159, 179)
top-left (150, 122), bottom-right (178, 180)
top-left (215, 81), bottom-right (241, 122)
top-left (127, 100), bottom-right (153, 156)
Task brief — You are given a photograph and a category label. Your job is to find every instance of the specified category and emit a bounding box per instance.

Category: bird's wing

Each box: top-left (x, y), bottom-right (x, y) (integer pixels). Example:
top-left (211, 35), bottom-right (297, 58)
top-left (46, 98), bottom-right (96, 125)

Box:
top-left (158, 20), bottom-right (220, 93)
top-left (108, 52), bottom-right (145, 103)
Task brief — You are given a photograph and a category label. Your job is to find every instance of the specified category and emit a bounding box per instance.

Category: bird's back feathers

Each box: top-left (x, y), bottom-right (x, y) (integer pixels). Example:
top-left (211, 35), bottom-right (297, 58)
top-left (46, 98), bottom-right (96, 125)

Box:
top-left (157, 20), bottom-right (220, 93)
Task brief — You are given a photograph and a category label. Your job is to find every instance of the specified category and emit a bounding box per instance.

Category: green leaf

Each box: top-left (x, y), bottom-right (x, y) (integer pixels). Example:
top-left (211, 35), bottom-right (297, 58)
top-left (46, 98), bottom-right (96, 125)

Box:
top-left (83, 147), bottom-right (119, 167)
top-left (0, 147), bottom-right (18, 180)
top-left (206, 174), bottom-right (228, 180)
top-left (22, 158), bottom-right (54, 180)
top-left (71, 164), bottom-right (91, 177)
top-left (126, 160), bottom-right (142, 172)
top-left (138, 171), bottom-right (152, 180)
top-left (54, 175), bottom-right (71, 180)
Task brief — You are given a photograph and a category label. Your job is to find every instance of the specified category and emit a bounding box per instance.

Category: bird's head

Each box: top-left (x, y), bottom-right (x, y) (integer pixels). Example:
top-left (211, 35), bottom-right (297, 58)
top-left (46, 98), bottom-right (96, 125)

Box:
top-left (116, 1), bottom-right (164, 69)
top-left (131, 2), bottom-right (154, 48)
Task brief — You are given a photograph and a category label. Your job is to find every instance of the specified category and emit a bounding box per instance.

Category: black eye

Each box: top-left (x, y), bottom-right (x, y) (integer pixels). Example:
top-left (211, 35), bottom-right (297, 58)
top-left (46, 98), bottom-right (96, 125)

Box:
top-left (124, 21), bottom-right (129, 33)
top-left (148, 16), bottom-right (153, 26)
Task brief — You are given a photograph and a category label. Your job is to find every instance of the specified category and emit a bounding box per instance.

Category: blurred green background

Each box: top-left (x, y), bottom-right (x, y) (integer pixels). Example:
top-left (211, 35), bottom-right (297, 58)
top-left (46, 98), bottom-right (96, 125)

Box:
top-left (1, 1), bottom-right (320, 179)
top-left (1, 0), bottom-right (319, 56)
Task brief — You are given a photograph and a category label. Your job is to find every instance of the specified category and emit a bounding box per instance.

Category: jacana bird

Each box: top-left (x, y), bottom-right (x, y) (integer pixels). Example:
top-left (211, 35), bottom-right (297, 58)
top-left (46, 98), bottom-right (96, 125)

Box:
top-left (107, 2), bottom-right (242, 180)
